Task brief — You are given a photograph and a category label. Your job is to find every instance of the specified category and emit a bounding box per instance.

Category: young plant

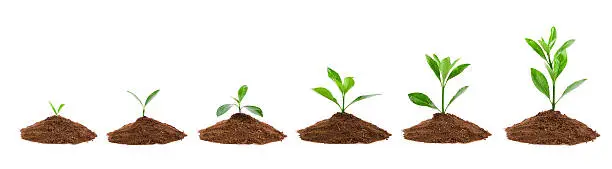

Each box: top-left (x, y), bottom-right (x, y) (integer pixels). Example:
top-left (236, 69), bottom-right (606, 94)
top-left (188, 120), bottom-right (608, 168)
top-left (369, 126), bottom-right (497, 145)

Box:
top-left (49, 101), bottom-right (65, 116)
top-left (312, 67), bottom-right (380, 113)
top-left (525, 26), bottom-right (586, 111)
top-left (408, 54), bottom-right (470, 114)
top-left (127, 89), bottom-right (160, 117)
top-left (216, 85), bottom-right (263, 117)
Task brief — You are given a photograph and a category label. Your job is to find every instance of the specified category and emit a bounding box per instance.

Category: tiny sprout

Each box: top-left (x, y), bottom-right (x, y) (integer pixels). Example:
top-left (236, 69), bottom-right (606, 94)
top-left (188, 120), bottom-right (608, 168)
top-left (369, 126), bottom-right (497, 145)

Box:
top-left (408, 54), bottom-right (470, 114)
top-left (216, 85), bottom-right (263, 117)
top-left (312, 67), bottom-right (380, 113)
top-left (49, 101), bottom-right (65, 116)
top-left (127, 89), bottom-right (160, 117)
top-left (525, 26), bottom-right (586, 111)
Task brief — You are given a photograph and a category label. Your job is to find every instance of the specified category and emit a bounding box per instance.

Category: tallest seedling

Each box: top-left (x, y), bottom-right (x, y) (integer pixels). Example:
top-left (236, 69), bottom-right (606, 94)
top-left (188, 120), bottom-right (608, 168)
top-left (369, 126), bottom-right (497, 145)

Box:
top-left (525, 27), bottom-right (586, 111)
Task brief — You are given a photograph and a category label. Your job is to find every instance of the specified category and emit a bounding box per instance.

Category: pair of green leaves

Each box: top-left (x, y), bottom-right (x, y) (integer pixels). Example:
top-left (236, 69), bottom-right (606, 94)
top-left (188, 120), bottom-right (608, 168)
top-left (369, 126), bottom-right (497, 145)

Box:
top-left (216, 85), bottom-right (263, 117)
top-left (526, 27), bottom-right (586, 108)
top-left (409, 55), bottom-right (470, 113)
top-left (49, 101), bottom-right (65, 116)
top-left (313, 68), bottom-right (380, 113)
top-left (128, 89), bottom-right (160, 117)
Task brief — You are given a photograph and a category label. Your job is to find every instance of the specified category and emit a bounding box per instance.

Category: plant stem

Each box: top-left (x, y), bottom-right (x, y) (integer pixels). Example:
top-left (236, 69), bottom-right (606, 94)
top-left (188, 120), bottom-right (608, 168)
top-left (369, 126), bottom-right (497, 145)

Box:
top-left (552, 80), bottom-right (556, 111)
top-left (441, 84), bottom-right (446, 113)
top-left (142, 108), bottom-right (145, 117)
top-left (341, 93), bottom-right (346, 113)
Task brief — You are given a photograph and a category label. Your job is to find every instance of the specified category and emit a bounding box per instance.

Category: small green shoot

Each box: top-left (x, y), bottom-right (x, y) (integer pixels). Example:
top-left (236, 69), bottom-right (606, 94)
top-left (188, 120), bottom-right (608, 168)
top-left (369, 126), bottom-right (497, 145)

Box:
top-left (312, 67), bottom-right (380, 113)
top-left (49, 101), bottom-right (65, 116)
top-left (127, 89), bottom-right (160, 117)
top-left (526, 26), bottom-right (586, 111)
top-left (216, 85), bottom-right (263, 117)
top-left (408, 54), bottom-right (470, 114)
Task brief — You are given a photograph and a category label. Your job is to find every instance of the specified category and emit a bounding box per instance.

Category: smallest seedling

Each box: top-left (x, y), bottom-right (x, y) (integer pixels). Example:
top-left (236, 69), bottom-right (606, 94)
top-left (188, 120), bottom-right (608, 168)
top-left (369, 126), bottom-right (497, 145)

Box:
top-left (49, 101), bottom-right (65, 116)
top-left (127, 89), bottom-right (160, 117)
top-left (216, 85), bottom-right (263, 117)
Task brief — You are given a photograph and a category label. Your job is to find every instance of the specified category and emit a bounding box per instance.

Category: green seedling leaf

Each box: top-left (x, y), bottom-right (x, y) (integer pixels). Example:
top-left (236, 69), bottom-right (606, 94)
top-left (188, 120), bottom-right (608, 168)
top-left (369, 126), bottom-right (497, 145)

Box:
top-left (57, 104), bottom-right (65, 114)
top-left (538, 38), bottom-right (550, 54)
top-left (526, 38), bottom-right (546, 60)
top-left (553, 50), bottom-right (568, 78)
top-left (561, 79), bottom-right (587, 98)
top-left (448, 64), bottom-right (470, 81)
top-left (426, 55), bottom-right (441, 80)
top-left (145, 89), bottom-right (160, 106)
top-left (530, 68), bottom-right (550, 98)
top-left (327, 67), bottom-right (344, 92)
top-left (216, 104), bottom-right (234, 117)
top-left (440, 57), bottom-right (452, 81)
top-left (408, 93), bottom-right (439, 111)
top-left (447, 86), bottom-right (468, 109)
top-left (232, 97), bottom-right (240, 103)
top-left (346, 94), bottom-right (380, 108)
top-left (555, 39), bottom-right (575, 56)
top-left (244, 105), bottom-right (263, 117)
top-left (127, 91), bottom-right (144, 107)
top-left (549, 27), bottom-right (557, 47)
top-left (343, 77), bottom-right (355, 93)
top-left (432, 54), bottom-right (441, 63)
top-left (49, 101), bottom-right (58, 115)
top-left (238, 85), bottom-right (248, 102)
top-left (313, 87), bottom-right (339, 105)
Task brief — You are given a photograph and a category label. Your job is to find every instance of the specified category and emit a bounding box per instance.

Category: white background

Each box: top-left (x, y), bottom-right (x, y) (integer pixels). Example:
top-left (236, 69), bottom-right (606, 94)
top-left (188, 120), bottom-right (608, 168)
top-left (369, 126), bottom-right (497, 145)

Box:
top-left (0, 0), bottom-right (609, 168)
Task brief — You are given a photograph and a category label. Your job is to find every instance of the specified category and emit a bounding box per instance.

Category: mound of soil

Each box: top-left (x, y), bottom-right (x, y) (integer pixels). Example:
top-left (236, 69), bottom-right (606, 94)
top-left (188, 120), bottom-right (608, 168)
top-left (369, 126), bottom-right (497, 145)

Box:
top-left (298, 113), bottom-right (390, 144)
top-left (107, 117), bottom-right (186, 145)
top-left (403, 113), bottom-right (490, 143)
top-left (199, 113), bottom-right (286, 144)
top-left (21, 116), bottom-right (97, 144)
top-left (506, 110), bottom-right (599, 145)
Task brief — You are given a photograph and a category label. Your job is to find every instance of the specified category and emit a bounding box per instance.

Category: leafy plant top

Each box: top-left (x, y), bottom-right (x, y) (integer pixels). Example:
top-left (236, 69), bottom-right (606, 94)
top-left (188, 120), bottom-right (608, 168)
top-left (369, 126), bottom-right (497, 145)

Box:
top-left (127, 89), bottom-right (160, 117)
top-left (312, 67), bottom-right (380, 113)
top-left (49, 101), bottom-right (65, 116)
top-left (408, 54), bottom-right (470, 114)
top-left (216, 85), bottom-right (263, 117)
top-left (526, 26), bottom-right (586, 111)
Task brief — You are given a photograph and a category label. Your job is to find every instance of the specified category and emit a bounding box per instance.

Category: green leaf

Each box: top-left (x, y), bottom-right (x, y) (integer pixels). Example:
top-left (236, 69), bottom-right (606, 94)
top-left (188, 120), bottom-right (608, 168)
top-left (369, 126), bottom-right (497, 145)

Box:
top-left (538, 38), bottom-right (550, 54)
top-left (526, 38), bottom-right (546, 60)
top-left (561, 79), bottom-right (587, 98)
top-left (145, 89), bottom-right (160, 106)
top-left (439, 57), bottom-right (452, 81)
top-left (127, 91), bottom-right (144, 107)
top-left (549, 26), bottom-right (557, 48)
top-left (313, 87), bottom-right (339, 105)
top-left (553, 50), bottom-right (568, 79)
top-left (408, 93), bottom-right (439, 111)
top-left (347, 94), bottom-right (380, 108)
top-left (238, 85), bottom-right (248, 102)
top-left (450, 58), bottom-right (461, 70)
top-left (57, 104), bottom-right (65, 114)
top-left (446, 86), bottom-right (468, 109)
top-left (448, 64), bottom-right (470, 81)
top-left (244, 105), bottom-right (263, 117)
top-left (343, 77), bottom-right (355, 93)
top-left (432, 54), bottom-right (441, 63)
top-left (426, 55), bottom-right (441, 80)
top-left (49, 101), bottom-right (57, 115)
top-left (530, 68), bottom-right (550, 98)
top-left (327, 67), bottom-right (344, 92)
top-left (556, 39), bottom-right (575, 56)
top-left (216, 104), bottom-right (234, 117)
top-left (545, 64), bottom-right (555, 79)
top-left (232, 97), bottom-right (240, 103)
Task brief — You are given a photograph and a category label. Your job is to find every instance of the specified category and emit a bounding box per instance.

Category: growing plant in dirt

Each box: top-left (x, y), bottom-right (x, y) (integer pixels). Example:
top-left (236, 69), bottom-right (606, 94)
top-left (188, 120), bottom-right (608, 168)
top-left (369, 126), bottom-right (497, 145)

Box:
top-left (312, 68), bottom-right (380, 113)
top-left (48, 101), bottom-right (65, 116)
top-left (216, 85), bottom-right (263, 117)
top-left (525, 26), bottom-right (586, 111)
top-left (408, 54), bottom-right (469, 113)
top-left (127, 89), bottom-right (160, 117)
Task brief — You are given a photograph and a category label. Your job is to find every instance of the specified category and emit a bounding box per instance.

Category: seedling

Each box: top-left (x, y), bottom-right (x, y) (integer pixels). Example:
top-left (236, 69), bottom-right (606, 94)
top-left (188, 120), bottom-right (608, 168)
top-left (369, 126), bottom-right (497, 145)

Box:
top-left (408, 55), bottom-right (470, 113)
top-left (312, 68), bottom-right (380, 113)
top-left (127, 89), bottom-right (160, 117)
top-left (525, 27), bottom-right (586, 111)
top-left (49, 101), bottom-right (65, 116)
top-left (216, 85), bottom-right (263, 117)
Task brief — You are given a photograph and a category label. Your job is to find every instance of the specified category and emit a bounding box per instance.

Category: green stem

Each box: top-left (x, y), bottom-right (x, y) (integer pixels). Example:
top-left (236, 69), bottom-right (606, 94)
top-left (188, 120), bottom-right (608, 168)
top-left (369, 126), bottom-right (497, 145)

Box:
top-left (552, 80), bottom-right (556, 111)
top-left (142, 107), bottom-right (145, 117)
top-left (238, 102), bottom-right (242, 113)
top-left (341, 93), bottom-right (346, 113)
top-left (441, 84), bottom-right (446, 113)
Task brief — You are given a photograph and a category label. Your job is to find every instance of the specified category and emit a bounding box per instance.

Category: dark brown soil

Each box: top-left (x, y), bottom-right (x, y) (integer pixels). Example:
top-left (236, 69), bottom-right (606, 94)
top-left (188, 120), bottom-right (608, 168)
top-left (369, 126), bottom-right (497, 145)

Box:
top-left (107, 117), bottom-right (186, 145)
top-left (403, 113), bottom-right (491, 143)
top-left (21, 116), bottom-right (97, 144)
top-left (506, 110), bottom-right (599, 145)
top-left (199, 113), bottom-right (286, 144)
top-left (298, 113), bottom-right (391, 144)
